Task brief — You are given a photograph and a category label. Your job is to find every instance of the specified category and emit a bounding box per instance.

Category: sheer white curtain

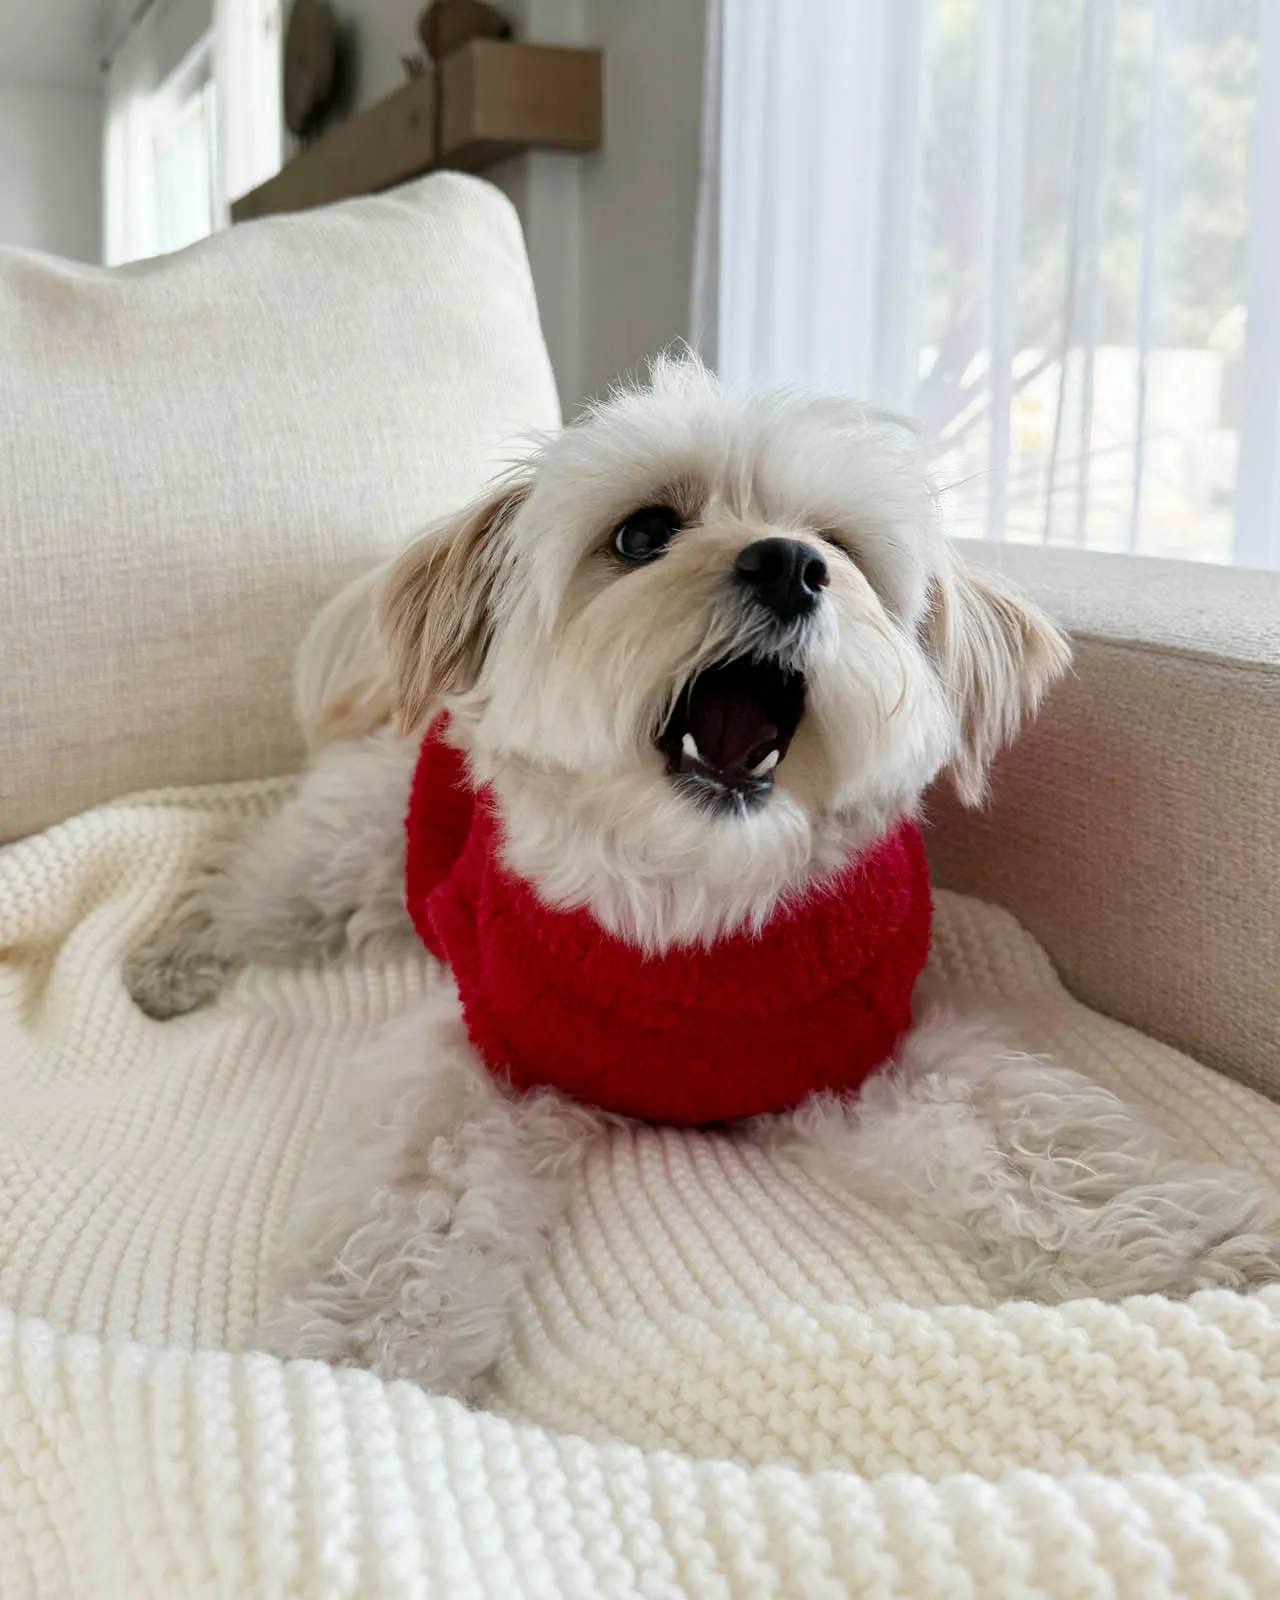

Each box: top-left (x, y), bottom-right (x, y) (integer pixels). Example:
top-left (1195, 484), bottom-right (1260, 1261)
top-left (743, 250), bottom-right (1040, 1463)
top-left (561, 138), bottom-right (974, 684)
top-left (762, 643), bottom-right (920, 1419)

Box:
top-left (103, 0), bottom-right (282, 265)
top-left (696, 0), bottom-right (1277, 567)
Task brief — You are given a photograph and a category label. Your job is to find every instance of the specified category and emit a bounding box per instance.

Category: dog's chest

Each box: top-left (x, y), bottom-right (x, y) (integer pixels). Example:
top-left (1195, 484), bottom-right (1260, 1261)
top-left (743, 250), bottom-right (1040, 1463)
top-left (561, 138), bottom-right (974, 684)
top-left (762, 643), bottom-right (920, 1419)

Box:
top-left (405, 719), bottom-right (932, 1125)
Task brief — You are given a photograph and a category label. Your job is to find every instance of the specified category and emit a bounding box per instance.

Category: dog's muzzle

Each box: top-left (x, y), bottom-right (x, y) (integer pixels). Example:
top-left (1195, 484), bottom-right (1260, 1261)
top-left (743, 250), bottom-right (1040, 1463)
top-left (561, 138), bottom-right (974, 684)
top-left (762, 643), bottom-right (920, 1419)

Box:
top-left (657, 654), bottom-right (806, 810)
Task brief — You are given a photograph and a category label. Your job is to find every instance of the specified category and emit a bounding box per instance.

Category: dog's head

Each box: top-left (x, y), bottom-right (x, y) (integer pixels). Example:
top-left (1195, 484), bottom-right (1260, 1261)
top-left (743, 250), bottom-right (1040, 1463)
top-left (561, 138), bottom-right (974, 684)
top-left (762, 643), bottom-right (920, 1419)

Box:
top-left (381, 357), bottom-right (1069, 947)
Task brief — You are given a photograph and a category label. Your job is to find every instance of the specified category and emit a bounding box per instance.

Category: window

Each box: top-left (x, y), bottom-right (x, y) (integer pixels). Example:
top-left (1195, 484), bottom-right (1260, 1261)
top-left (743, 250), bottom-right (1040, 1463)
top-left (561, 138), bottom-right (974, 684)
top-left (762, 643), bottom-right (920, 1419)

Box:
top-left (151, 40), bottom-right (218, 257)
top-left (103, 0), bottom-right (282, 267)
top-left (696, 0), bottom-right (1278, 566)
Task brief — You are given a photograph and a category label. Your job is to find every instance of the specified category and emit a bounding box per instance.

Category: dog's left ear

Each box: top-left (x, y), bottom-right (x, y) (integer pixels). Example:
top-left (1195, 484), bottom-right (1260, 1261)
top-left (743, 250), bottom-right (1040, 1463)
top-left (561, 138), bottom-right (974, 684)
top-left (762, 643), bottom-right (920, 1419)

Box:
top-left (924, 557), bottom-right (1071, 807)
top-left (379, 478), bottom-right (528, 734)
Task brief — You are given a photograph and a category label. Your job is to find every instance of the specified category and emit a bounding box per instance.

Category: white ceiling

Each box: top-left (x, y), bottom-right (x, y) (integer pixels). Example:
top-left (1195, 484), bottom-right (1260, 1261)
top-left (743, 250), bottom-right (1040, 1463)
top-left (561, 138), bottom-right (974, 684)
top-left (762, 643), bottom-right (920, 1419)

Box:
top-left (0, 0), bottom-right (107, 92)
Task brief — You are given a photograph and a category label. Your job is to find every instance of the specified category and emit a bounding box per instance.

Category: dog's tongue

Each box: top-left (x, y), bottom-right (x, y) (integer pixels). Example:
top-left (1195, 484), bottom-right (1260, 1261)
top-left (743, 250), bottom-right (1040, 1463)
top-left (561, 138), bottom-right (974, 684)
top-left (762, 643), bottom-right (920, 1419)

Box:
top-left (685, 672), bottom-right (778, 776)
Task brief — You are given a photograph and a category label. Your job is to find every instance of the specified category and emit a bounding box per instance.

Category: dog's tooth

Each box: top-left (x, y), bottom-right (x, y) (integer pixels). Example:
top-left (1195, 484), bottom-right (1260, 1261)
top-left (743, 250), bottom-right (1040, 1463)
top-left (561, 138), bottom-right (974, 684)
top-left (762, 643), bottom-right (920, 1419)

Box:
top-left (751, 749), bottom-right (780, 777)
top-left (681, 733), bottom-right (701, 761)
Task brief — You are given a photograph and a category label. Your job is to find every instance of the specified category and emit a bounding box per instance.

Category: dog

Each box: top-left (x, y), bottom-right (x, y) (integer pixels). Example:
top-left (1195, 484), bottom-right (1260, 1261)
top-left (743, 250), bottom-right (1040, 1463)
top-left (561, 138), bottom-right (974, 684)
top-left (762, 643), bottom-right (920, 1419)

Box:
top-left (125, 356), bottom-right (1280, 1396)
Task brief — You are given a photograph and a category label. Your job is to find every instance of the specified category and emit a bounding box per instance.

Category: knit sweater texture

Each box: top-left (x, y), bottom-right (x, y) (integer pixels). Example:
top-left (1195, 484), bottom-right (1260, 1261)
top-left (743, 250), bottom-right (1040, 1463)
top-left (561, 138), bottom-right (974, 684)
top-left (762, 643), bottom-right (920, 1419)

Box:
top-left (404, 717), bottom-right (933, 1124)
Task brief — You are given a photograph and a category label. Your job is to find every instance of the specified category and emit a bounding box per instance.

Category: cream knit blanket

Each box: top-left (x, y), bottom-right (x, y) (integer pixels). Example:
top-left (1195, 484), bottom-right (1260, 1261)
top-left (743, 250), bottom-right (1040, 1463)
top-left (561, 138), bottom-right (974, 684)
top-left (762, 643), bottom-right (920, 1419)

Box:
top-left (3, 782), bottom-right (1280, 1599)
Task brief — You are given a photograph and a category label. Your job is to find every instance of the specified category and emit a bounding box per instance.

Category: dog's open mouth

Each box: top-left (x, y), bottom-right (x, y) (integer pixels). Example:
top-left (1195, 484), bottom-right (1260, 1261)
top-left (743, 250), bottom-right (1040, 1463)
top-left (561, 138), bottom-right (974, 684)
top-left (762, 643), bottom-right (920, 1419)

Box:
top-left (658, 655), bottom-right (806, 806)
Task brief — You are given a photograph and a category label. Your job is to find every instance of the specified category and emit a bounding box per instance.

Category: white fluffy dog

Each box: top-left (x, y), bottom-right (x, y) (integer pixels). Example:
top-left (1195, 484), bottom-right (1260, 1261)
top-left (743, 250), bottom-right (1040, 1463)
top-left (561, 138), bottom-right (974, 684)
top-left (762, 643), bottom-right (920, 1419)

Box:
top-left (126, 357), bottom-right (1280, 1396)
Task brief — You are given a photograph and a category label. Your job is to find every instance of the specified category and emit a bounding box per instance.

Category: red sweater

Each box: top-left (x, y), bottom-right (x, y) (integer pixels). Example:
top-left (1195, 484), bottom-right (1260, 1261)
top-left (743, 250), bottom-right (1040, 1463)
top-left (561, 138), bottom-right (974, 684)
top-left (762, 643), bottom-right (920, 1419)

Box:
top-left (405, 718), bottom-right (932, 1126)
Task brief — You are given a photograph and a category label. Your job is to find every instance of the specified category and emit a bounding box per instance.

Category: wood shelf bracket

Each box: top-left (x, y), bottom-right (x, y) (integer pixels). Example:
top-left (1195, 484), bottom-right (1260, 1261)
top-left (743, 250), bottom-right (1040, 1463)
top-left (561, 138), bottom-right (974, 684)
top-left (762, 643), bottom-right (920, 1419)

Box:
top-left (231, 40), bottom-right (602, 223)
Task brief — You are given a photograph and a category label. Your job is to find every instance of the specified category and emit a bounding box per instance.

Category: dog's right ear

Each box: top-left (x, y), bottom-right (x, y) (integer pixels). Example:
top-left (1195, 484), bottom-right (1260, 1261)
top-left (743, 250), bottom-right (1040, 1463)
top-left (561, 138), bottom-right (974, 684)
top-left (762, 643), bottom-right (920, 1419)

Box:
top-left (379, 478), bottom-right (528, 735)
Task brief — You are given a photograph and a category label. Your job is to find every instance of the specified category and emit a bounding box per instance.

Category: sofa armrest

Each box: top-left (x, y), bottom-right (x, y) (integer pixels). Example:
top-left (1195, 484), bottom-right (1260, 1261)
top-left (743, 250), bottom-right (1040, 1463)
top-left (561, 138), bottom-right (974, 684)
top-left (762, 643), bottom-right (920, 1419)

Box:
top-left (926, 542), bottom-right (1280, 1098)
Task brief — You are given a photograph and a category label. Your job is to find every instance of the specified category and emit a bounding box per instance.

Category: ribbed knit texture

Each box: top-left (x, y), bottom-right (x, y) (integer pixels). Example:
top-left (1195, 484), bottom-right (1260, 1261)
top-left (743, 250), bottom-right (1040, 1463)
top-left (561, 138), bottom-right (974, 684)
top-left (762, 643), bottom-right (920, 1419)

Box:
top-left (4, 781), bottom-right (1280, 1597)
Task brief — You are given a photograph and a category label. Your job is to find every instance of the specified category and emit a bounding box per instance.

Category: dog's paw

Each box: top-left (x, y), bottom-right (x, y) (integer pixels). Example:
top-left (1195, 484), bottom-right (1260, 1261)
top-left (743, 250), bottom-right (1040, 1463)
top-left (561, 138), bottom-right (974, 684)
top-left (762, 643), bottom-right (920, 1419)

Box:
top-left (250, 1303), bottom-right (471, 1393)
top-left (123, 939), bottom-right (229, 1019)
top-left (251, 1279), bottom-right (505, 1395)
top-left (1060, 1167), bottom-right (1280, 1300)
top-left (251, 1306), bottom-right (367, 1368)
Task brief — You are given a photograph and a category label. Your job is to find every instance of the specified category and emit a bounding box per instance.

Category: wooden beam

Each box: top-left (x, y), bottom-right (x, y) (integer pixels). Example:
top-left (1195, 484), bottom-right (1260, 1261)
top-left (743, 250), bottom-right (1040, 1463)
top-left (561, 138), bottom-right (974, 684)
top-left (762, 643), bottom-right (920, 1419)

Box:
top-left (231, 42), bottom-right (601, 225)
top-left (232, 75), bottom-right (436, 222)
top-left (437, 40), bottom-right (603, 170)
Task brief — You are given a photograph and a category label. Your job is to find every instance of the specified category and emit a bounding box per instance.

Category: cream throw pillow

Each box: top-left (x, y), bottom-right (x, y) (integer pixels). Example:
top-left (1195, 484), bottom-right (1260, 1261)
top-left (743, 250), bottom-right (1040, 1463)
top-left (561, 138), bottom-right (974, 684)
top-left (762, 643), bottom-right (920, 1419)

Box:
top-left (0, 174), bottom-right (559, 841)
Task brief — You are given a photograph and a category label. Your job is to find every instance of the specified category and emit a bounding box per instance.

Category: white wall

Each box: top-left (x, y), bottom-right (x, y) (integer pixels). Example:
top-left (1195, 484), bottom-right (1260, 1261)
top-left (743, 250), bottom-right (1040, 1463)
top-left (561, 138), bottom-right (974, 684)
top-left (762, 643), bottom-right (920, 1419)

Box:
top-left (341, 0), bottom-right (424, 107)
top-left (0, 87), bottom-right (103, 262)
top-left (338, 0), bottom-right (706, 409)
top-left (575, 0), bottom-right (706, 402)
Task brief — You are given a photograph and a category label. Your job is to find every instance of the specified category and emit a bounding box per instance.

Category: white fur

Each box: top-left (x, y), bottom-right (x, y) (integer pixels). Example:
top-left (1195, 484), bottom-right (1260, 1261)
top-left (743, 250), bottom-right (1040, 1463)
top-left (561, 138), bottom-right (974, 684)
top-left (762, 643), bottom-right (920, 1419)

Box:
top-left (254, 987), bottom-right (607, 1396)
top-left (775, 1009), bottom-right (1280, 1302)
top-left (126, 357), bottom-right (1280, 1395)
top-left (124, 727), bottom-right (417, 1018)
top-left (294, 560), bottom-right (394, 750)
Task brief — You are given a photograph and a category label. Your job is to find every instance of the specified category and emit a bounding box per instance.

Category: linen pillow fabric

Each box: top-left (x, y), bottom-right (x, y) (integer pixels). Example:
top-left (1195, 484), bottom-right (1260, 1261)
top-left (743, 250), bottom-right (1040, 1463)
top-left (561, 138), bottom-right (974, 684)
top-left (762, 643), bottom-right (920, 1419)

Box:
top-left (0, 173), bottom-right (559, 840)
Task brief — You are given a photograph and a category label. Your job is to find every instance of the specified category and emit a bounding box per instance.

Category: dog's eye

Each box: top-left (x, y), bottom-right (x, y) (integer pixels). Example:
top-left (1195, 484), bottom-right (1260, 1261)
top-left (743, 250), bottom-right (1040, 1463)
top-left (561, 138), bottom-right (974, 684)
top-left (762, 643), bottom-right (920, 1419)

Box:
top-left (613, 506), bottom-right (682, 565)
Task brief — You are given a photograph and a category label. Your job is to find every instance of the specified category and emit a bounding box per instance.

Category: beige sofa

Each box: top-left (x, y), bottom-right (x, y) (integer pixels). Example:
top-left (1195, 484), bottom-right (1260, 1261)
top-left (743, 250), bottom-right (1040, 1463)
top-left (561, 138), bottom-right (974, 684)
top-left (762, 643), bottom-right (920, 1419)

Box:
top-left (3, 177), bottom-right (1280, 1598)
top-left (930, 543), bottom-right (1280, 1100)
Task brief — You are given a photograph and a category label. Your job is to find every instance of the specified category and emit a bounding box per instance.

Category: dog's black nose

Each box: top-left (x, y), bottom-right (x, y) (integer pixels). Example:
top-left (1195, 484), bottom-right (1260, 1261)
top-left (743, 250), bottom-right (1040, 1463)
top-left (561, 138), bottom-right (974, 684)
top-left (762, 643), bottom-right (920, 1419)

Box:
top-left (735, 538), bottom-right (829, 621)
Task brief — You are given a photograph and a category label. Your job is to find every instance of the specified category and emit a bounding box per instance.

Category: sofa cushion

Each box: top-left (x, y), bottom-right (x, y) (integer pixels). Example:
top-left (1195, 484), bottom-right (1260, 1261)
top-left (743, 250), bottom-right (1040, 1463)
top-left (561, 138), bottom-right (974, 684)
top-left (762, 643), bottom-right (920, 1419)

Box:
top-left (0, 173), bottom-right (559, 841)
